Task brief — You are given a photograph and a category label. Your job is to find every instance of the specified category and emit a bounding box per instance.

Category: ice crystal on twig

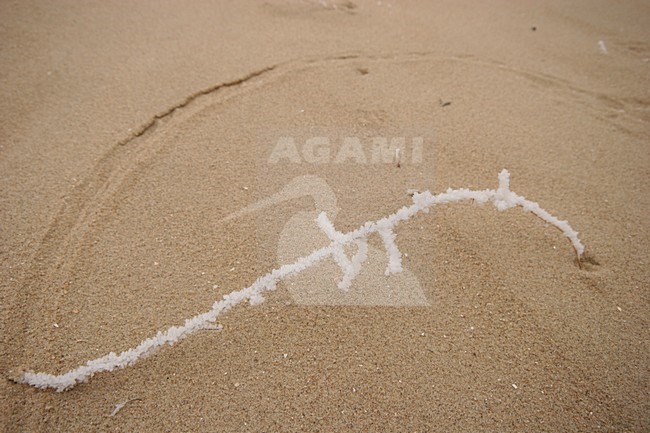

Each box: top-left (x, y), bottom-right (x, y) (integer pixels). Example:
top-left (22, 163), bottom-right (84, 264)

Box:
top-left (14, 170), bottom-right (586, 392)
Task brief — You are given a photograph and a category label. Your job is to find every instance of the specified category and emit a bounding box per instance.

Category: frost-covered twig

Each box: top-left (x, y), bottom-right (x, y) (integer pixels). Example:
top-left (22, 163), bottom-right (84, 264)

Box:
top-left (377, 225), bottom-right (402, 276)
top-left (14, 170), bottom-right (585, 392)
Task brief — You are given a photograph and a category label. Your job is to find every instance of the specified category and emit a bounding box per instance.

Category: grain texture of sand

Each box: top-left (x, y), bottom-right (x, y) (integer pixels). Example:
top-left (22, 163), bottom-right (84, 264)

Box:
top-left (1, 1), bottom-right (649, 431)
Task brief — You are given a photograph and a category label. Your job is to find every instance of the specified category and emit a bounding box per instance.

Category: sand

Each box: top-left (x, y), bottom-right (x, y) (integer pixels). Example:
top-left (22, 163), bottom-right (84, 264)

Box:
top-left (1, 0), bottom-right (649, 431)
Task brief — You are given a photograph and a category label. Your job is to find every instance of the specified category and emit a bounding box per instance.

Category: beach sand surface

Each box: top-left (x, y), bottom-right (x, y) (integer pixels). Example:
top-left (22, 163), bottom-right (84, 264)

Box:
top-left (1, 1), bottom-right (649, 431)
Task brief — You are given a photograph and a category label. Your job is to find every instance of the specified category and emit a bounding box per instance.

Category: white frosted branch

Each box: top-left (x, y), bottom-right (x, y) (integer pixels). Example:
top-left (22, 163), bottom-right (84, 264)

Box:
top-left (512, 194), bottom-right (585, 256)
top-left (338, 238), bottom-right (368, 290)
top-left (495, 168), bottom-right (516, 211)
top-left (316, 212), bottom-right (345, 243)
top-left (317, 212), bottom-right (355, 289)
top-left (15, 170), bottom-right (585, 392)
top-left (377, 225), bottom-right (403, 276)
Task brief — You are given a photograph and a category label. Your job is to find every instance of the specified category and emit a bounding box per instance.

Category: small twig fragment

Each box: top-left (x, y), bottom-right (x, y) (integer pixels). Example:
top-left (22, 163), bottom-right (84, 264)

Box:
top-left (109, 398), bottom-right (141, 417)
